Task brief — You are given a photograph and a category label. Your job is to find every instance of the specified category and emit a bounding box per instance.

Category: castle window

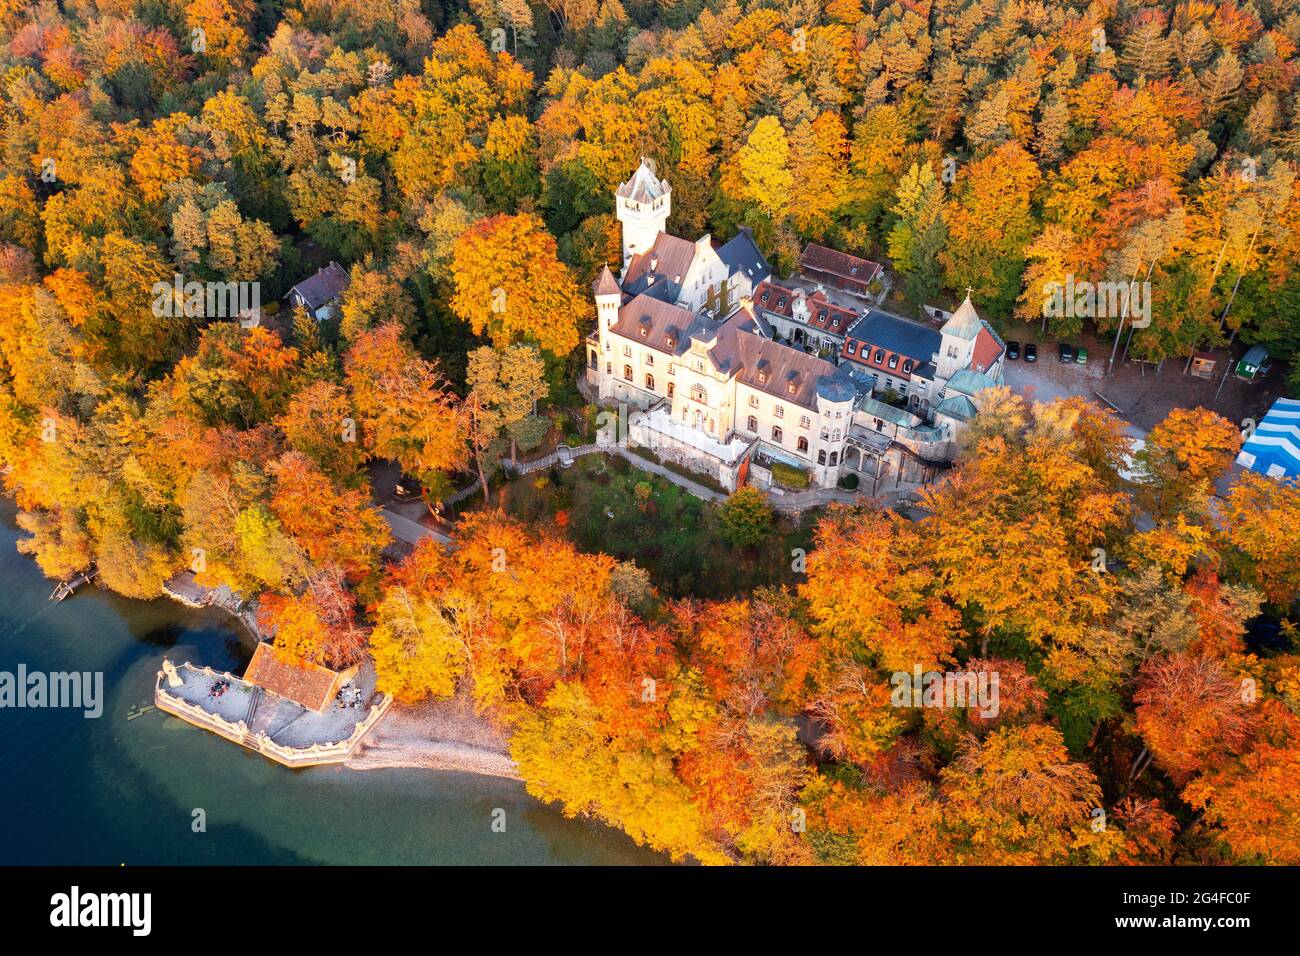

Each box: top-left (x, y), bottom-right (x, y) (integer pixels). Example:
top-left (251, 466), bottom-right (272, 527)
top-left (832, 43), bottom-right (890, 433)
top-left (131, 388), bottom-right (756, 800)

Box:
top-left (645, 354), bottom-right (654, 366)
top-left (829, 451), bottom-right (838, 467)
top-left (817, 450), bottom-right (826, 465)
top-left (667, 382), bottom-right (675, 398)
top-left (623, 345), bottom-right (632, 357)
top-left (749, 394), bottom-right (759, 408)
top-left (606, 362), bottom-right (612, 375)
top-left (691, 384), bottom-right (706, 404)
top-left (775, 405), bottom-right (784, 418)
top-left (800, 416), bottom-right (811, 429)
top-left (748, 415), bottom-right (758, 432)
top-left (645, 373), bottom-right (654, 390)
top-left (771, 426), bottom-right (783, 443)
top-left (831, 428), bottom-right (841, 441)
top-left (624, 365), bottom-right (632, 381)
top-left (797, 437), bottom-right (808, 453)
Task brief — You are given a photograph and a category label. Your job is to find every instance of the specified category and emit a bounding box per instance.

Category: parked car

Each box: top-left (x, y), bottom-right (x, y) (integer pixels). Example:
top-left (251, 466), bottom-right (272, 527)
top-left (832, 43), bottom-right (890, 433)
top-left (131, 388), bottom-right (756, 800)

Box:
top-left (1059, 342), bottom-right (1074, 363)
top-left (1024, 343), bottom-right (1038, 362)
top-left (1076, 347), bottom-right (1088, 365)
top-left (1006, 341), bottom-right (1020, 360)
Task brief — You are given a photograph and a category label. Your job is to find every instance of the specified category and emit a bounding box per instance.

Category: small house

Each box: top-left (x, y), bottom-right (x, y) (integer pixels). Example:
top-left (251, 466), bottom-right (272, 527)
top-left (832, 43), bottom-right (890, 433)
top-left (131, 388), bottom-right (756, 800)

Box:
top-left (1235, 344), bottom-right (1269, 381)
top-left (286, 261), bottom-right (350, 321)
top-left (243, 642), bottom-right (358, 714)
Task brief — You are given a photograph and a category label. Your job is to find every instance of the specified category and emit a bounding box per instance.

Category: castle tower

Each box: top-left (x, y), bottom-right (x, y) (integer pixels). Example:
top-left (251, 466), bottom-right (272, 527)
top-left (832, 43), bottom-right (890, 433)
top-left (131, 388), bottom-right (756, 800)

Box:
top-left (593, 265), bottom-right (621, 328)
top-left (615, 158), bottom-right (671, 270)
top-left (936, 291), bottom-right (981, 380)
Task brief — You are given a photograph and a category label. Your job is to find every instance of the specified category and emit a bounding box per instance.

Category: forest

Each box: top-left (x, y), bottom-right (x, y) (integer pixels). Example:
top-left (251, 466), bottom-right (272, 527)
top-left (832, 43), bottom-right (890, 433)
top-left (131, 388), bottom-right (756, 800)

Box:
top-left (1, 0), bottom-right (1299, 864)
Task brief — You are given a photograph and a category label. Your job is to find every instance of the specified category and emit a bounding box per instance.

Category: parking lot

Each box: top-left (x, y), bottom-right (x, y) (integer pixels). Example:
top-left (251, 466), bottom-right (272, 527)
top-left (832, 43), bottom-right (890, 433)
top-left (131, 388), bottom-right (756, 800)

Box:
top-left (999, 330), bottom-right (1286, 437)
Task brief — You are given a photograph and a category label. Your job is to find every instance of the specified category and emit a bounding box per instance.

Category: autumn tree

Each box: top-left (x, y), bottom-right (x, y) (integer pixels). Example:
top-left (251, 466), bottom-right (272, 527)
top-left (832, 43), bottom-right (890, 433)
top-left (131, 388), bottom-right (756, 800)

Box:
top-left (450, 213), bottom-right (589, 356)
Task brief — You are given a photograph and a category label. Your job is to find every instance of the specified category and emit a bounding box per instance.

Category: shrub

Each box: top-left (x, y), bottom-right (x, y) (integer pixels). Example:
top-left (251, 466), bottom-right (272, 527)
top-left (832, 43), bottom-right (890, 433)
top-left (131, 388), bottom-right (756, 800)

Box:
top-left (838, 472), bottom-right (860, 491)
top-left (770, 461), bottom-right (810, 489)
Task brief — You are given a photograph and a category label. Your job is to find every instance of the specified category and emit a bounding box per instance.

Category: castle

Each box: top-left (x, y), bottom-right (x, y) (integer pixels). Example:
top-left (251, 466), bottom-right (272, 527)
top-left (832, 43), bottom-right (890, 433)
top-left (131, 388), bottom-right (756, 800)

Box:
top-left (585, 160), bottom-right (1005, 495)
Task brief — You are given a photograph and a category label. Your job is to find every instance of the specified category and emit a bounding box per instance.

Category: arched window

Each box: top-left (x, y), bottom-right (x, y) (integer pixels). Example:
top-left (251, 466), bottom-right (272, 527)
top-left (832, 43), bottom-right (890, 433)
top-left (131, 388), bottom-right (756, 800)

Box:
top-left (623, 365), bottom-right (632, 381)
top-left (797, 436), bottom-right (808, 453)
top-left (747, 415), bottom-right (758, 432)
top-left (771, 426), bottom-right (783, 443)
top-left (829, 451), bottom-right (838, 467)
top-left (817, 450), bottom-right (826, 465)
top-left (645, 373), bottom-right (654, 390)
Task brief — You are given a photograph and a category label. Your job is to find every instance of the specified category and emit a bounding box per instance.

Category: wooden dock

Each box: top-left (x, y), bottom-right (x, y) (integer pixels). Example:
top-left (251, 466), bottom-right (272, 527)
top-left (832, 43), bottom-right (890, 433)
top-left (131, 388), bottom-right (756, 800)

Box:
top-left (50, 567), bottom-right (97, 602)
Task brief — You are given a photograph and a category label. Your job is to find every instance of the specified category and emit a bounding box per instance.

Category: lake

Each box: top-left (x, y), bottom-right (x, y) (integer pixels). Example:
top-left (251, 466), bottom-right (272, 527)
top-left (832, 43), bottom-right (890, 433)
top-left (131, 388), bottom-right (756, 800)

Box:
top-left (0, 501), bottom-right (663, 865)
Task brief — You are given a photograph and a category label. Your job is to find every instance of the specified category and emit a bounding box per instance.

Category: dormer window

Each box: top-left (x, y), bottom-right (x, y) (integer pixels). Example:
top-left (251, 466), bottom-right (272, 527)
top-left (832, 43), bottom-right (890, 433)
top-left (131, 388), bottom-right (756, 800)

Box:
top-left (903, 360), bottom-right (912, 373)
top-left (640, 326), bottom-right (648, 337)
top-left (787, 382), bottom-right (796, 394)
top-left (831, 318), bottom-right (839, 329)
top-left (874, 350), bottom-right (884, 364)
top-left (761, 291), bottom-right (770, 303)
top-left (777, 298), bottom-right (786, 309)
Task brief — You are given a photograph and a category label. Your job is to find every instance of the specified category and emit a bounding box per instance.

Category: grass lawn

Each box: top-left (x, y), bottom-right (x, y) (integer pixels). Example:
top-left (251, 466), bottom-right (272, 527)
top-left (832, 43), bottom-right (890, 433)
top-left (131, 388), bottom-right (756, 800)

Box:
top-left (485, 453), bottom-right (819, 600)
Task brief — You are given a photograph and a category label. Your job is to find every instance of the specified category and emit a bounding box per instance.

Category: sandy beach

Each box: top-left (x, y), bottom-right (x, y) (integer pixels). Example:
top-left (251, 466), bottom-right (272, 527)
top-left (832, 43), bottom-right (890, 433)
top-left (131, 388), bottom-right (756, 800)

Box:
top-left (344, 695), bottom-right (520, 780)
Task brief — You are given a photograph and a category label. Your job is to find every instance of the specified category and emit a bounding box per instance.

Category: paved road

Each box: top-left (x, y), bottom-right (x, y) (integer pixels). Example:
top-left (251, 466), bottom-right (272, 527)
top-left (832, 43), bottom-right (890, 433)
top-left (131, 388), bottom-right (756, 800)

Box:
top-left (382, 509), bottom-right (453, 547)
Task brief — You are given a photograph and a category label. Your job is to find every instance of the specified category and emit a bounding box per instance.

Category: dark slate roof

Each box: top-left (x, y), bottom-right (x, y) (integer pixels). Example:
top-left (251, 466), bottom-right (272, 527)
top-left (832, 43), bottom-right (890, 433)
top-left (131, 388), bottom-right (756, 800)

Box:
top-left (717, 227), bottom-right (771, 285)
top-left (800, 243), bottom-right (883, 284)
top-left (622, 233), bottom-right (697, 302)
top-left (845, 309), bottom-right (942, 363)
top-left (287, 261), bottom-right (350, 311)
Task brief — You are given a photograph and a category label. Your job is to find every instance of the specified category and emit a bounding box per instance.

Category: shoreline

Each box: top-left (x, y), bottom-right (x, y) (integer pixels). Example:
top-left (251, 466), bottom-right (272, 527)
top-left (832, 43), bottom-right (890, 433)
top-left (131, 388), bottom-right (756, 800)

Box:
top-left (155, 575), bottom-right (520, 781)
top-left (344, 698), bottom-right (520, 780)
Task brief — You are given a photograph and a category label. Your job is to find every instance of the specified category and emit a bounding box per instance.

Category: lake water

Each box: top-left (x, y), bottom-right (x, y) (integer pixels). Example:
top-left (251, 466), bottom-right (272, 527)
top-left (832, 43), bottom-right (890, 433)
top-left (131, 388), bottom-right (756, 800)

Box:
top-left (0, 501), bottom-right (663, 865)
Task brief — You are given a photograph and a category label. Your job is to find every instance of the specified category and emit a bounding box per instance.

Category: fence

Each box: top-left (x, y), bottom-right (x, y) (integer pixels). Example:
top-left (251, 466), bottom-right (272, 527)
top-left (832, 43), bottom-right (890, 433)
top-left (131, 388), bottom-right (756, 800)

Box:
top-left (154, 662), bottom-right (393, 768)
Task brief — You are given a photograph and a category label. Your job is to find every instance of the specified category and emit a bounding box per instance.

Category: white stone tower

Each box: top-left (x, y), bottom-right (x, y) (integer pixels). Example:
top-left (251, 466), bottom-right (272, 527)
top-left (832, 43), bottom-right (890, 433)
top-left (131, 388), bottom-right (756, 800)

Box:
top-left (936, 291), bottom-right (981, 380)
top-left (615, 158), bottom-right (671, 270)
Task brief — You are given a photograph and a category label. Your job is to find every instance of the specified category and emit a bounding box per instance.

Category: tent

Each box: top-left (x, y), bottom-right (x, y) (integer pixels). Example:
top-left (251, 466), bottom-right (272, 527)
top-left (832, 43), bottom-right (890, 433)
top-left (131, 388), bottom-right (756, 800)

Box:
top-left (1236, 397), bottom-right (1300, 480)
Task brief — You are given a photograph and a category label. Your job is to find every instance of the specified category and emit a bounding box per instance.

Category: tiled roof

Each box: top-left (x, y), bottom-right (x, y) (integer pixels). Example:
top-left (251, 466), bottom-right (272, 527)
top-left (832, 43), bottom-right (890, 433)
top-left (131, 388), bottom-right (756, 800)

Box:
top-left (287, 261), bottom-right (349, 311)
top-left (593, 264), bottom-right (621, 297)
top-left (717, 227), bottom-right (771, 284)
top-left (609, 293), bottom-right (701, 356)
top-left (244, 643), bottom-right (351, 714)
top-left (971, 322), bottom-right (1005, 373)
top-left (622, 233), bottom-right (698, 302)
top-left (800, 243), bottom-right (883, 284)
top-left (845, 309), bottom-right (942, 362)
top-left (729, 324), bottom-right (852, 411)
top-left (756, 281), bottom-right (858, 335)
